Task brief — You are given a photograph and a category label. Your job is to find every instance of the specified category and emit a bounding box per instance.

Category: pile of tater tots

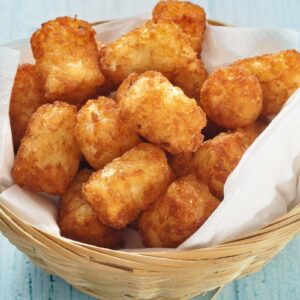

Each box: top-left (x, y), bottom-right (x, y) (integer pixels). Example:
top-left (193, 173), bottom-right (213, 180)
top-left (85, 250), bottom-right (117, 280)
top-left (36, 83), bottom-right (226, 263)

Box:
top-left (9, 0), bottom-right (300, 249)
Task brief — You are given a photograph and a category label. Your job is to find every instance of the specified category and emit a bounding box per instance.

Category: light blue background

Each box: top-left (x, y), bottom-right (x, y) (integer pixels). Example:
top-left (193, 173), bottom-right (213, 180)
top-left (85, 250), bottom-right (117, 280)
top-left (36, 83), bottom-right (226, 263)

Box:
top-left (1, 1), bottom-right (300, 299)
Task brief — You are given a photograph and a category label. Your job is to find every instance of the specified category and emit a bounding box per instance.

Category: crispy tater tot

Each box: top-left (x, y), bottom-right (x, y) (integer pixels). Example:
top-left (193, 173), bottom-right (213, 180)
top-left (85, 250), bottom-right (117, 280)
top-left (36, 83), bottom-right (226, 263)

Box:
top-left (235, 119), bottom-right (268, 146)
top-left (231, 49), bottom-right (300, 117)
top-left (31, 17), bottom-right (105, 105)
top-left (75, 97), bottom-right (141, 170)
top-left (11, 102), bottom-right (81, 195)
top-left (82, 143), bottom-right (173, 229)
top-left (200, 67), bottom-right (263, 129)
top-left (100, 20), bottom-right (197, 85)
top-left (116, 71), bottom-right (207, 154)
top-left (96, 43), bottom-right (116, 96)
top-left (58, 169), bottom-right (121, 248)
top-left (170, 132), bottom-right (248, 198)
top-left (172, 59), bottom-right (207, 101)
top-left (139, 175), bottom-right (220, 248)
top-left (169, 152), bottom-right (194, 178)
top-left (9, 64), bottom-right (45, 149)
top-left (152, 0), bottom-right (206, 53)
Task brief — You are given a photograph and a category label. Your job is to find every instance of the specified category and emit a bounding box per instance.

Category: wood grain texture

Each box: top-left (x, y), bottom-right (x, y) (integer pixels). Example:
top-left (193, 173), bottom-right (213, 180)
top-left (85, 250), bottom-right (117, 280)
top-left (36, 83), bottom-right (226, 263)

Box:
top-left (0, 0), bottom-right (300, 299)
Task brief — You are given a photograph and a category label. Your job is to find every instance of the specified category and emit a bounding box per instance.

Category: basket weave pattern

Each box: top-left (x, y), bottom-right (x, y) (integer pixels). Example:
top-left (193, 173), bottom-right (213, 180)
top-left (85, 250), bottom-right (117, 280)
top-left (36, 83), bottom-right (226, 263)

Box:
top-left (1, 200), bottom-right (300, 299)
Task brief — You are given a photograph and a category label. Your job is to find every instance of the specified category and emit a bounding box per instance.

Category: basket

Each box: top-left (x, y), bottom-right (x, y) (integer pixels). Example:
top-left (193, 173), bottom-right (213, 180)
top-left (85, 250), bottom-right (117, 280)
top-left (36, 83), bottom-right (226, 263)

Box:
top-left (1, 19), bottom-right (300, 300)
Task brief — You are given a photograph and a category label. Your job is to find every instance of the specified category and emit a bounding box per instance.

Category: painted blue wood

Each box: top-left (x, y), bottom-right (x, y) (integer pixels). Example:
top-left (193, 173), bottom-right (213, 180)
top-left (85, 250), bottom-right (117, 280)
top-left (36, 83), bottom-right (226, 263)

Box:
top-left (1, 1), bottom-right (300, 299)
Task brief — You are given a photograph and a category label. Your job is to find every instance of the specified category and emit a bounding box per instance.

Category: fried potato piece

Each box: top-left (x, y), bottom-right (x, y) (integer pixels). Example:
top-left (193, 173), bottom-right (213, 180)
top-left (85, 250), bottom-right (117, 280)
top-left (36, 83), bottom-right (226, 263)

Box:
top-left (231, 49), bottom-right (300, 117)
top-left (139, 175), bottom-right (220, 248)
top-left (83, 143), bottom-right (173, 229)
top-left (170, 132), bottom-right (248, 198)
top-left (172, 59), bottom-right (207, 101)
top-left (200, 67), bottom-right (263, 129)
top-left (100, 20), bottom-right (197, 85)
top-left (116, 71), bottom-right (207, 154)
top-left (31, 17), bottom-right (105, 105)
top-left (235, 119), bottom-right (268, 146)
top-left (169, 152), bottom-right (194, 178)
top-left (9, 64), bottom-right (45, 149)
top-left (11, 102), bottom-right (81, 195)
top-left (75, 97), bottom-right (141, 170)
top-left (152, 0), bottom-right (206, 53)
top-left (59, 169), bottom-right (121, 248)
top-left (96, 43), bottom-right (116, 96)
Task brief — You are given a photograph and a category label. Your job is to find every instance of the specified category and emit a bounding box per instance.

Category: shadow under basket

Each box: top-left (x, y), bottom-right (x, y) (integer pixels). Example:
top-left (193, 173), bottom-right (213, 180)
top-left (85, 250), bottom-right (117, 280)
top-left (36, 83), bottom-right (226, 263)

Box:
top-left (1, 19), bottom-right (300, 300)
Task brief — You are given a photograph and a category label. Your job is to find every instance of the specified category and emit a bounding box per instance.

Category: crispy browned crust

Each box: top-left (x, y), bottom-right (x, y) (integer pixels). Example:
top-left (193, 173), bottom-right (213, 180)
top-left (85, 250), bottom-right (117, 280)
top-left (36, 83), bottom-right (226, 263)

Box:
top-left (99, 20), bottom-right (197, 85)
top-left (170, 132), bottom-right (248, 198)
top-left (139, 175), bottom-right (220, 248)
top-left (172, 59), bottom-right (208, 101)
top-left (152, 0), bottom-right (206, 53)
top-left (11, 101), bottom-right (81, 195)
top-left (200, 67), bottom-right (263, 129)
top-left (31, 16), bottom-right (105, 105)
top-left (82, 143), bottom-right (174, 229)
top-left (58, 169), bottom-right (121, 248)
top-left (231, 49), bottom-right (300, 117)
top-left (117, 71), bottom-right (207, 154)
top-left (9, 64), bottom-right (45, 149)
top-left (75, 97), bottom-right (141, 170)
top-left (235, 118), bottom-right (268, 146)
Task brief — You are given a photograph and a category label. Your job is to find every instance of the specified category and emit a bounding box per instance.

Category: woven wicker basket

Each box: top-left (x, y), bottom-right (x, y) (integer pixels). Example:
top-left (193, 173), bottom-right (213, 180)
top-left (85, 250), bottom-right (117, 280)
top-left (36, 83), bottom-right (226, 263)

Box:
top-left (1, 19), bottom-right (300, 300)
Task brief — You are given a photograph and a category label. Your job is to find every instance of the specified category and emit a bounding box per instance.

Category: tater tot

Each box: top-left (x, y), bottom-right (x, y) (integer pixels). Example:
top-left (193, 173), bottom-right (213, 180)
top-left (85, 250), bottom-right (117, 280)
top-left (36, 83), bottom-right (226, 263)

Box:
top-left (200, 67), bottom-right (263, 129)
top-left (59, 169), bottom-right (121, 248)
top-left (82, 143), bottom-right (173, 229)
top-left (152, 0), bottom-right (206, 53)
top-left (75, 97), bottom-right (141, 170)
top-left (31, 17), bottom-right (105, 105)
top-left (116, 71), bottom-right (207, 154)
top-left (9, 64), bottom-right (45, 149)
top-left (172, 59), bottom-right (208, 101)
top-left (170, 132), bottom-right (248, 198)
top-left (231, 49), bottom-right (300, 117)
top-left (235, 119), bottom-right (268, 146)
top-left (100, 20), bottom-right (197, 85)
top-left (139, 175), bottom-right (220, 248)
top-left (169, 152), bottom-right (194, 178)
top-left (11, 102), bottom-right (81, 195)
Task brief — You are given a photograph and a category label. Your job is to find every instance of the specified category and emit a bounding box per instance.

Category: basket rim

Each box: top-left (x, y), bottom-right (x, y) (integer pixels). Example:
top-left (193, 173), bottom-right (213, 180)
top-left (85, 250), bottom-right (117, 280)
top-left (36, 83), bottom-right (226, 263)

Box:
top-left (1, 199), bottom-right (300, 257)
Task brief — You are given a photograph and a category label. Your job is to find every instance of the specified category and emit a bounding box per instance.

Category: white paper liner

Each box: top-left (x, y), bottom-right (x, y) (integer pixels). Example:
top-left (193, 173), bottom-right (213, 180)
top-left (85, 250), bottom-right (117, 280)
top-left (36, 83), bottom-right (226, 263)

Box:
top-left (0, 16), bottom-right (300, 251)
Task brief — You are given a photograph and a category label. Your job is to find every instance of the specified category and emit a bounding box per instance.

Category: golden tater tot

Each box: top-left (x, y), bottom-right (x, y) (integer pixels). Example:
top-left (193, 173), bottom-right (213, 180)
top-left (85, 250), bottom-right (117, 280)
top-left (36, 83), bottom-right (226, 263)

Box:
top-left (75, 97), bottom-right (141, 170)
top-left (152, 0), bottom-right (206, 53)
top-left (235, 119), bottom-right (268, 146)
top-left (170, 132), bottom-right (248, 198)
top-left (231, 49), bottom-right (300, 117)
top-left (139, 175), bottom-right (220, 248)
top-left (83, 143), bottom-right (173, 229)
top-left (31, 17), bottom-right (105, 105)
top-left (9, 64), bottom-right (45, 149)
top-left (11, 102), bottom-right (81, 195)
top-left (100, 20), bottom-right (197, 85)
top-left (200, 67), bottom-right (263, 129)
top-left (96, 43), bottom-right (116, 96)
top-left (59, 169), bottom-right (121, 248)
top-left (172, 59), bottom-right (207, 101)
top-left (117, 71), bottom-right (207, 154)
top-left (169, 152), bottom-right (194, 178)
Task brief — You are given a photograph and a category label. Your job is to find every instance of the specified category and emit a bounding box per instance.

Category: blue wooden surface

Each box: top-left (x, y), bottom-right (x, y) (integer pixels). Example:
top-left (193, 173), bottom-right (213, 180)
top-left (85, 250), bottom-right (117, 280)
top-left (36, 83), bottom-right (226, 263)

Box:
top-left (1, 0), bottom-right (300, 299)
